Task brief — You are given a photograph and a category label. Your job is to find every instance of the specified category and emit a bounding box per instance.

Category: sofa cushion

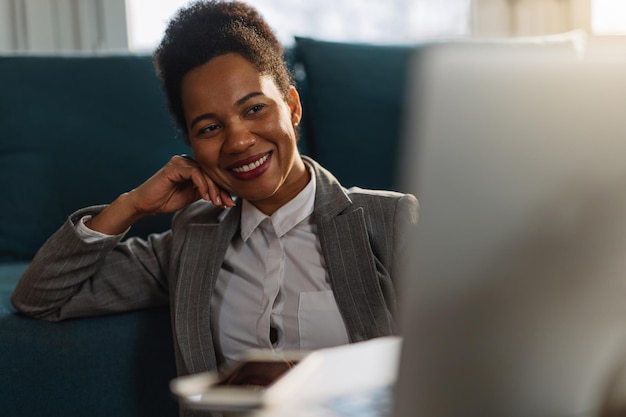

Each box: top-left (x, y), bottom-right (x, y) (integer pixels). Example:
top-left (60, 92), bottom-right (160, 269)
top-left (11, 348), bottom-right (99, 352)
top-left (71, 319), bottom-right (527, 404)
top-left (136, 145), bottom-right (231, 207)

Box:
top-left (294, 33), bottom-right (586, 192)
top-left (0, 55), bottom-right (188, 261)
top-left (0, 303), bottom-right (178, 417)
top-left (0, 51), bottom-right (306, 262)
top-left (294, 37), bottom-right (427, 191)
top-left (0, 262), bottom-right (29, 291)
top-left (1, 264), bottom-right (178, 417)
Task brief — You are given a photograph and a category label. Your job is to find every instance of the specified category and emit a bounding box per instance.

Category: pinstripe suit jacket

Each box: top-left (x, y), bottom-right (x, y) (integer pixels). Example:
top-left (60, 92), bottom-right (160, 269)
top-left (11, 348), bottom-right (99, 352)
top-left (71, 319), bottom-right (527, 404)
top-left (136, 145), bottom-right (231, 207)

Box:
top-left (12, 156), bottom-right (418, 388)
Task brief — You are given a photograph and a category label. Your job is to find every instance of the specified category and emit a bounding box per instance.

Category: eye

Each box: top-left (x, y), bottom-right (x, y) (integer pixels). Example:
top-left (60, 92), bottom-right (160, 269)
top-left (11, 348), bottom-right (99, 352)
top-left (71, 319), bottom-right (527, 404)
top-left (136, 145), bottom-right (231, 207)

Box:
top-left (197, 123), bottom-right (222, 137)
top-left (247, 104), bottom-right (265, 116)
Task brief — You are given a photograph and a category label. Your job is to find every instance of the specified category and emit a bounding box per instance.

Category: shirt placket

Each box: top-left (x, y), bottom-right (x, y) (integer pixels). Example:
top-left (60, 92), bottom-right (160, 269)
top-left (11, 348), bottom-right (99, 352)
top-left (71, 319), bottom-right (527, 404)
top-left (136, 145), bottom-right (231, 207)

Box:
top-left (258, 218), bottom-right (285, 348)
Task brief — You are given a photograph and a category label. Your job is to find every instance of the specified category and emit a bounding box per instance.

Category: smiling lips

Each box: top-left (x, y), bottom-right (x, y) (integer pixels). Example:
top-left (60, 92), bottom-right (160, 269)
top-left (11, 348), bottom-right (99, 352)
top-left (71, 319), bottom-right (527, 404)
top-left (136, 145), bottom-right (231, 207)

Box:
top-left (229, 152), bottom-right (271, 179)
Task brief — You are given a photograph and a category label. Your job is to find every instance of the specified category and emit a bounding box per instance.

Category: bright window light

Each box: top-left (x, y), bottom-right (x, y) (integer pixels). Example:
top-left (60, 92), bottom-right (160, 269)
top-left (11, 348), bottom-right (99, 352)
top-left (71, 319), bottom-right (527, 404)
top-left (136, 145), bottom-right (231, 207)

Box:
top-left (125, 0), bottom-right (471, 52)
top-left (592, 0), bottom-right (626, 35)
top-left (126, 0), bottom-right (187, 51)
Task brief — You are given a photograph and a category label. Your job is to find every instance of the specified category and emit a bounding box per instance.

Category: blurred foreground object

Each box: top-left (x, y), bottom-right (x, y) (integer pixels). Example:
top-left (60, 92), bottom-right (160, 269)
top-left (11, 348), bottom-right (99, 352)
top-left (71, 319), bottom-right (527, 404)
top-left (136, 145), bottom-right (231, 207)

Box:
top-left (395, 43), bottom-right (626, 417)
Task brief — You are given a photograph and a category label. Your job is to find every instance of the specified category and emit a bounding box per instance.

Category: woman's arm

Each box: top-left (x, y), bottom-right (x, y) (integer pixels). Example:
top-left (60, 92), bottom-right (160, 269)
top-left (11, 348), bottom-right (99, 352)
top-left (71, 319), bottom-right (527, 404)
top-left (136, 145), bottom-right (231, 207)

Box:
top-left (11, 206), bottom-right (172, 321)
top-left (11, 154), bottom-right (234, 321)
top-left (86, 155), bottom-right (234, 235)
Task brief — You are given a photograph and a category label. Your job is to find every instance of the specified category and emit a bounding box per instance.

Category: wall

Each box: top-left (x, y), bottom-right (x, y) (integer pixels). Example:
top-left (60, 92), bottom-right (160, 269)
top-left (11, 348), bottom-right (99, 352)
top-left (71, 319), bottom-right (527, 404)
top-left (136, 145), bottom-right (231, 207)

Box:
top-left (472, 0), bottom-right (592, 37)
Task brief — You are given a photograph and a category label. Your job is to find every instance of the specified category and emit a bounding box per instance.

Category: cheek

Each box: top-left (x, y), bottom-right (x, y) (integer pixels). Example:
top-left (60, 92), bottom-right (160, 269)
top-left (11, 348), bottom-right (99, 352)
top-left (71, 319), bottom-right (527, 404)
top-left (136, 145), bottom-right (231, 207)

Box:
top-left (275, 112), bottom-right (299, 147)
top-left (260, 113), bottom-right (292, 137)
top-left (191, 144), bottom-right (220, 167)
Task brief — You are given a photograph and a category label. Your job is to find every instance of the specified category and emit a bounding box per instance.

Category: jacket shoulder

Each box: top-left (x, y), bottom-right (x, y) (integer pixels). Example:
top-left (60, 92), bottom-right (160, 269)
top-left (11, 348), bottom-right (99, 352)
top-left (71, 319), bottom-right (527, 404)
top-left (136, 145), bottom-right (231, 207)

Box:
top-left (346, 187), bottom-right (419, 230)
top-left (346, 187), bottom-right (418, 207)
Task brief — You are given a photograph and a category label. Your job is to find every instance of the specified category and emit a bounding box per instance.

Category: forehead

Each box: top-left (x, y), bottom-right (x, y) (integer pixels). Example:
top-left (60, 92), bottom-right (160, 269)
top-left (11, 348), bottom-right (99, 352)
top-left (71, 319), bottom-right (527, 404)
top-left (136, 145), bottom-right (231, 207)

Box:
top-left (181, 53), bottom-right (279, 105)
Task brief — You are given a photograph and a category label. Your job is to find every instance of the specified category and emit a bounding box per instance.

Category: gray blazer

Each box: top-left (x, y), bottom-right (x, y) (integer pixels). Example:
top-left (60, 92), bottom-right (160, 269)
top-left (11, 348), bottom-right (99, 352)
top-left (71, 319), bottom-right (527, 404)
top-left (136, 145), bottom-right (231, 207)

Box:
top-left (12, 157), bottom-right (418, 380)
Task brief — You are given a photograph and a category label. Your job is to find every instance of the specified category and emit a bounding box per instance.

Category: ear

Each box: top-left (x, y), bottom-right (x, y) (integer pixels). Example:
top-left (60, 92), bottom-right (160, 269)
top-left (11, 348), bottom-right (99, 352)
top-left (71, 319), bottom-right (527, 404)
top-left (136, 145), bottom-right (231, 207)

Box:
top-left (286, 85), bottom-right (302, 128)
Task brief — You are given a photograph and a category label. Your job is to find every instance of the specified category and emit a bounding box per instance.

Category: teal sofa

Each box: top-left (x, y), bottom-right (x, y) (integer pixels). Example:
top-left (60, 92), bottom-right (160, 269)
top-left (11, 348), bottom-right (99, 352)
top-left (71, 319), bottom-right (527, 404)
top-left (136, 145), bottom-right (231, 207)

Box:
top-left (0, 38), bottom-right (418, 416)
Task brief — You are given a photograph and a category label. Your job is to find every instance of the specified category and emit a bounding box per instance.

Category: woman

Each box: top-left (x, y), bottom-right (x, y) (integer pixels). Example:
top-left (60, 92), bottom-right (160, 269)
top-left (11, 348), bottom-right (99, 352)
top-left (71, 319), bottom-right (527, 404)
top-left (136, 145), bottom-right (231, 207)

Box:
top-left (12, 0), bottom-right (418, 413)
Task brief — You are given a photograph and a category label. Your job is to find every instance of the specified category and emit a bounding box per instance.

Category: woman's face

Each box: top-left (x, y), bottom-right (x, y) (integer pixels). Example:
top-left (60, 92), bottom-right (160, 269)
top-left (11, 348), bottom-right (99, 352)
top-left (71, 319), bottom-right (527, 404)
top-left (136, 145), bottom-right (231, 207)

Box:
top-left (181, 53), bottom-right (307, 215)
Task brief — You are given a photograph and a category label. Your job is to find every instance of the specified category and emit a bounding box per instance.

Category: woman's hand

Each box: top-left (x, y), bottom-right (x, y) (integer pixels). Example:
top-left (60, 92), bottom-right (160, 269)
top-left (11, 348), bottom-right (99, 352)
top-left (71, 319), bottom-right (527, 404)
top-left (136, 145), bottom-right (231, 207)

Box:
top-left (85, 155), bottom-right (235, 235)
top-left (127, 155), bottom-right (235, 215)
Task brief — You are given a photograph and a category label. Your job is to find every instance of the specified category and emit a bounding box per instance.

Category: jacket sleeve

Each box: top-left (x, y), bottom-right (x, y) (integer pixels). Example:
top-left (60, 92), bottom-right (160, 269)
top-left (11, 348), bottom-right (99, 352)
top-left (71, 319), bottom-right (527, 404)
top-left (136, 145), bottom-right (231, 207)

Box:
top-left (11, 205), bottom-right (172, 321)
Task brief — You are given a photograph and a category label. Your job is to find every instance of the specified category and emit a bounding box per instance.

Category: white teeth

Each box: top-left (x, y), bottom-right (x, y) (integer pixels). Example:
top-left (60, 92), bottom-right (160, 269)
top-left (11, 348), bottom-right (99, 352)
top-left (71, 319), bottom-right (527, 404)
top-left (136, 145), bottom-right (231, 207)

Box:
top-left (232, 154), bottom-right (269, 173)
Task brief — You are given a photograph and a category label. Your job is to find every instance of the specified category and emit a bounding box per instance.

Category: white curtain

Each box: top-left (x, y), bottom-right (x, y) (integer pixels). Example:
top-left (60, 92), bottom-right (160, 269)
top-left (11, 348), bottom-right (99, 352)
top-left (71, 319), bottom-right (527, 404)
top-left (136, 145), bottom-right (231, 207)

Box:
top-left (0, 0), bottom-right (127, 53)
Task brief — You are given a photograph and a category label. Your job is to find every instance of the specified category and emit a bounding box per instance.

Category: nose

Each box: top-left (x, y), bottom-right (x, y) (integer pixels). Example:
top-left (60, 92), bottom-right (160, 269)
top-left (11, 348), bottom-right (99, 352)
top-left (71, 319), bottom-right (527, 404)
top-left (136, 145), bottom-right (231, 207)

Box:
top-left (222, 121), bottom-right (256, 154)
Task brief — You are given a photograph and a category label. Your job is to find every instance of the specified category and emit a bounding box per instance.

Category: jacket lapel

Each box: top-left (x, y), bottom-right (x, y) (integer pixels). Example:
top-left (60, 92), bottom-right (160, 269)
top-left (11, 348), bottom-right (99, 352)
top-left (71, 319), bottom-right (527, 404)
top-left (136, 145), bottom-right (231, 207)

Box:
top-left (174, 204), bottom-right (240, 374)
top-left (173, 156), bottom-right (394, 373)
top-left (309, 157), bottom-right (394, 342)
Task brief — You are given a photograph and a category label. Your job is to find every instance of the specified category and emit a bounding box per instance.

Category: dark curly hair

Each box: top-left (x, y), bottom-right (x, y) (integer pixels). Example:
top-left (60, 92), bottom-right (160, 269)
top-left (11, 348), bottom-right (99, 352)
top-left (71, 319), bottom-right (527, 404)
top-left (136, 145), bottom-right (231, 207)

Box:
top-left (153, 0), bottom-right (293, 138)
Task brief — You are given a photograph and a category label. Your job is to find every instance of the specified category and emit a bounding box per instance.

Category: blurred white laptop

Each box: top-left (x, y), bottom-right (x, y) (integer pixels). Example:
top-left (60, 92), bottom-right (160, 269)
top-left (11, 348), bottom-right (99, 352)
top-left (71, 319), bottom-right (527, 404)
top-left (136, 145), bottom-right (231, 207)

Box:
top-left (394, 44), bottom-right (626, 417)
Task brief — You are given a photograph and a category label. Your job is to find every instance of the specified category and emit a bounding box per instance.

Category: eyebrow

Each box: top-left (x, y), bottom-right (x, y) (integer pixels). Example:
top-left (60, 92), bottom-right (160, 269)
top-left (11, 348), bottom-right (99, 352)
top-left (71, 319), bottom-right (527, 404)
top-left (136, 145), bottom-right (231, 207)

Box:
top-left (188, 91), bottom-right (264, 130)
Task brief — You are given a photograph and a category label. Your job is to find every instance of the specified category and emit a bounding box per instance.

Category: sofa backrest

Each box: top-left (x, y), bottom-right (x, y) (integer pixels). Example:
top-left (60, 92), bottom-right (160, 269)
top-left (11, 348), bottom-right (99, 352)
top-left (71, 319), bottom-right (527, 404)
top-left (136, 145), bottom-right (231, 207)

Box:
top-left (293, 37), bottom-right (420, 193)
top-left (0, 52), bottom-right (315, 262)
top-left (0, 33), bottom-right (586, 262)
top-left (291, 33), bottom-right (586, 195)
top-left (0, 55), bottom-right (188, 261)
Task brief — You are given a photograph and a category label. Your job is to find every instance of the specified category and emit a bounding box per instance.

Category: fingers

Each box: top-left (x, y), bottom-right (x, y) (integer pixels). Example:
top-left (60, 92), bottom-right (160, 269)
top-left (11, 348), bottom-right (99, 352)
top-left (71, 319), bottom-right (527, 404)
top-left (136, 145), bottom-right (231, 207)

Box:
top-left (220, 190), bottom-right (236, 207)
top-left (171, 155), bottom-right (236, 208)
top-left (204, 179), bottom-right (236, 209)
top-left (172, 155), bottom-right (212, 203)
top-left (204, 178), bottom-right (223, 206)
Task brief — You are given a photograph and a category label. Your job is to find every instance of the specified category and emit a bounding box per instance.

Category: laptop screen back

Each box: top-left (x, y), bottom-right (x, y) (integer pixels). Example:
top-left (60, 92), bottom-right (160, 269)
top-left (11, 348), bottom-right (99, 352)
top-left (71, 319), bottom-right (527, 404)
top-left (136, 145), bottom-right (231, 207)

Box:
top-left (394, 45), bottom-right (626, 417)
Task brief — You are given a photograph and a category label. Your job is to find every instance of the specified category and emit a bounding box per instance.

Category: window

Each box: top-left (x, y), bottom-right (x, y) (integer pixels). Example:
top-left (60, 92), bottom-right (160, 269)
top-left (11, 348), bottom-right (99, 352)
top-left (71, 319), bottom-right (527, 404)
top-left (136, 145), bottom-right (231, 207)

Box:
top-left (592, 0), bottom-right (626, 35)
top-left (126, 0), bottom-right (185, 51)
top-left (125, 0), bottom-right (471, 51)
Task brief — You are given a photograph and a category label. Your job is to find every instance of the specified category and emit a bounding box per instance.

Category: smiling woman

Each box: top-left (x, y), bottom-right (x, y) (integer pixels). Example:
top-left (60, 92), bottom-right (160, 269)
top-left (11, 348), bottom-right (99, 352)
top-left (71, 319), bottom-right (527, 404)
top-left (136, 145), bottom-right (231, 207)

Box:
top-left (10, 3), bottom-right (419, 417)
top-left (179, 53), bottom-right (307, 215)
